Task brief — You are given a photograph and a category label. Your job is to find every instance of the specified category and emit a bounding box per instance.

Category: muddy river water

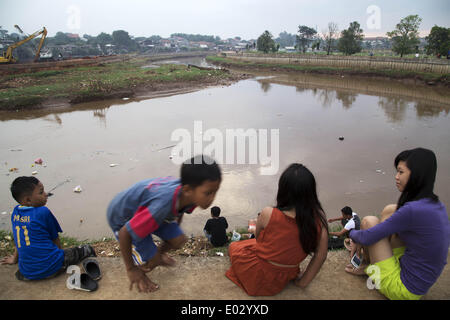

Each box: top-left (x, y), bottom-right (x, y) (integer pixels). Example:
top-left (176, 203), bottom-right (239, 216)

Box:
top-left (1, 57), bottom-right (449, 240)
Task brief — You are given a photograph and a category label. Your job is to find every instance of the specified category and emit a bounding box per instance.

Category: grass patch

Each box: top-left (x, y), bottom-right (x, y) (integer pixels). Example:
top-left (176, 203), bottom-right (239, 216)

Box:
top-left (0, 57), bottom-right (234, 110)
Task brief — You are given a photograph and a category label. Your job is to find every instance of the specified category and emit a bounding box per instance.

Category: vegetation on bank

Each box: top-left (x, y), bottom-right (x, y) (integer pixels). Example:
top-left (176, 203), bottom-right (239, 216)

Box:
top-left (0, 57), bottom-right (234, 110)
top-left (0, 223), bottom-right (348, 259)
top-left (206, 55), bottom-right (450, 84)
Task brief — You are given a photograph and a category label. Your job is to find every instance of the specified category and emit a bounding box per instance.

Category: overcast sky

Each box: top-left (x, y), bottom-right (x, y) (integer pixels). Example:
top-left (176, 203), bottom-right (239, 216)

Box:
top-left (1, 0), bottom-right (449, 39)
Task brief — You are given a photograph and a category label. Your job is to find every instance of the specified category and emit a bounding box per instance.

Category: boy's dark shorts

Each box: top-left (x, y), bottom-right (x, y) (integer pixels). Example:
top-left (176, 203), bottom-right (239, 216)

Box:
top-left (15, 245), bottom-right (96, 281)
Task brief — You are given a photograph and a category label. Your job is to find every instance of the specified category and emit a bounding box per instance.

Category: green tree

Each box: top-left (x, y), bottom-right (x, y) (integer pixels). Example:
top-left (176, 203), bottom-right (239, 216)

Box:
top-left (257, 30), bottom-right (277, 53)
top-left (112, 30), bottom-right (136, 50)
top-left (96, 32), bottom-right (113, 44)
top-left (387, 15), bottom-right (422, 58)
top-left (338, 21), bottom-right (364, 55)
top-left (296, 25), bottom-right (317, 53)
top-left (53, 32), bottom-right (72, 45)
top-left (425, 25), bottom-right (450, 58)
top-left (276, 31), bottom-right (296, 48)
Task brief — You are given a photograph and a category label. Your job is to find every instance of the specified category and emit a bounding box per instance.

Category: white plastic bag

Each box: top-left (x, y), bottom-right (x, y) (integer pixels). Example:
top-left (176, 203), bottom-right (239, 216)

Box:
top-left (231, 230), bottom-right (241, 242)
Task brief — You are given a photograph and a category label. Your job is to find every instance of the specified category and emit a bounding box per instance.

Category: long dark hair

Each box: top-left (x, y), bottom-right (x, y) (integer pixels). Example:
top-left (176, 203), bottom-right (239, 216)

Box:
top-left (394, 147), bottom-right (439, 210)
top-left (276, 163), bottom-right (328, 255)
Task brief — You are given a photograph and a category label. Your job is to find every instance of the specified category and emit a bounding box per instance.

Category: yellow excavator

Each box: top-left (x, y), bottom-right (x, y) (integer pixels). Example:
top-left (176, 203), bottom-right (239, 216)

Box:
top-left (0, 25), bottom-right (47, 63)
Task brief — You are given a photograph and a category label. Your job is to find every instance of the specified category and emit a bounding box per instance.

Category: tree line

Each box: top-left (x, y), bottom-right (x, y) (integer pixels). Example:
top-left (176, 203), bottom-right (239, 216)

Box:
top-left (0, 28), bottom-right (233, 61)
top-left (257, 15), bottom-right (450, 58)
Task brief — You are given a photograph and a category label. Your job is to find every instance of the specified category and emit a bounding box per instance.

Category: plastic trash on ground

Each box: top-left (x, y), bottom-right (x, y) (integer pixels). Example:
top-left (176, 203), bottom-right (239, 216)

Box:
top-left (231, 230), bottom-right (241, 242)
top-left (73, 185), bottom-right (82, 193)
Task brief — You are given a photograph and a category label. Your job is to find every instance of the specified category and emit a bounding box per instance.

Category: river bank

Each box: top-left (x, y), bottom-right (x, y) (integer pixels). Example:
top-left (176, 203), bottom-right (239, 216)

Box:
top-left (1, 247), bottom-right (449, 300)
top-left (1, 229), bottom-right (449, 300)
top-left (206, 55), bottom-right (450, 87)
top-left (0, 55), bottom-right (249, 111)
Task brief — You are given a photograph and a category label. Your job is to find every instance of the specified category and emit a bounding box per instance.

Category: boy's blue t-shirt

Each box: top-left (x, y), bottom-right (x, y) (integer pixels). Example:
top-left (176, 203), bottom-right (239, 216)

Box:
top-left (107, 177), bottom-right (196, 243)
top-left (11, 205), bottom-right (64, 280)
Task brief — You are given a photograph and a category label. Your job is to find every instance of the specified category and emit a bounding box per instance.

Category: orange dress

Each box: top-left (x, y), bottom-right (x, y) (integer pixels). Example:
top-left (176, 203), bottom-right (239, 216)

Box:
top-left (225, 207), bottom-right (307, 296)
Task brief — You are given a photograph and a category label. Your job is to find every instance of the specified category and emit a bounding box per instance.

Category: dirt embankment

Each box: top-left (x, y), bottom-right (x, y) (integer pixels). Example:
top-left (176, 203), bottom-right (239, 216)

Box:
top-left (1, 248), bottom-right (449, 300)
top-left (1, 236), bottom-right (449, 300)
top-left (207, 56), bottom-right (450, 88)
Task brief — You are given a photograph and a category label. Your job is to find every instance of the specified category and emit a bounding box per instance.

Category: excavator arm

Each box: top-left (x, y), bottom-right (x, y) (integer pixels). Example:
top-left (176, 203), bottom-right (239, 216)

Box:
top-left (0, 27), bottom-right (47, 63)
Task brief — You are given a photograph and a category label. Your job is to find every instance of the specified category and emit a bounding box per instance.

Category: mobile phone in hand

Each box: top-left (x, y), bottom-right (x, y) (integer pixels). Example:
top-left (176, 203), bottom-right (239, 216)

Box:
top-left (351, 253), bottom-right (362, 268)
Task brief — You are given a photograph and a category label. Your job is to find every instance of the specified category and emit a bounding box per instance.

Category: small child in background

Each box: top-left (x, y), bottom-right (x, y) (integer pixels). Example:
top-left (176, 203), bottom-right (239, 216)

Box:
top-left (0, 176), bottom-right (96, 280)
top-left (204, 206), bottom-right (228, 247)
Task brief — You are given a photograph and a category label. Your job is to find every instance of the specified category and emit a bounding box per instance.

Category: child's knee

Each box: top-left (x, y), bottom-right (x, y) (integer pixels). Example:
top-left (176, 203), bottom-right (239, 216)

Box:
top-left (361, 216), bottom-right (380, 229)
top-left (381, 204), bottom-right (397, 220)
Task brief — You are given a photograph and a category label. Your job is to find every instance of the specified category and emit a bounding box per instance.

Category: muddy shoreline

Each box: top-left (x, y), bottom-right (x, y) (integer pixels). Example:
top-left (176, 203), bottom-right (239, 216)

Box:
top-left (1, 71), bottom-right (250, 112)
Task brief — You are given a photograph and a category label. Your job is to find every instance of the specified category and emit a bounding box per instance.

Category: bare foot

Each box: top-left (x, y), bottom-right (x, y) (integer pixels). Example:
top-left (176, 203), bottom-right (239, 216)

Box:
top-left (160, 253), bottom-right (176, 267)
top-left (345, 264), bottom-right (367, 276)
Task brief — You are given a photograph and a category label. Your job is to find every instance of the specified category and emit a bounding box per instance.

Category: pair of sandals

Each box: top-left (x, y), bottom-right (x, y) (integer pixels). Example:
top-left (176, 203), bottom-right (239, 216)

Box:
top-left (67, 258), bottom-right (102, 292)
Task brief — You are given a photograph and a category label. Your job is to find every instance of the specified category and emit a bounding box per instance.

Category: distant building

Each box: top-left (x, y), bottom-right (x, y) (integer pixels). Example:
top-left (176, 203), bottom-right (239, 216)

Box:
top-left (66, 33), bottom-right (80, 40)
top-left (284, 46), bottom-right (296, 52)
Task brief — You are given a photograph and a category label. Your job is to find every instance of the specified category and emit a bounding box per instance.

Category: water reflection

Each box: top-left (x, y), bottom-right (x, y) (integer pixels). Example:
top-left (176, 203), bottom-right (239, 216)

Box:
top-left (378, 97), bottom-right (408, 123)
top-left (336, 91), bottom-right (358, 109)
top-left (257, 73), bottom-right (450, 123)
top-left (260, 81), bottom-right (272, 93)
top-left (42, 114), bottom-right (62, 125)
top-left (415, 102), bottom-right (450, 119)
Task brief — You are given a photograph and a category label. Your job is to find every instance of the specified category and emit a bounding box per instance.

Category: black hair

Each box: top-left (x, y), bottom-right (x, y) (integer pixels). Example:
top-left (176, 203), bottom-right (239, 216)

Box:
top-left (10, 176), bottom-right (40, 203)
top-left (341, 206), bottom-right (353, 216)
top-left (394, 147), bottom-right (439, 210)
top-left (276, 163), bottom-right (328, 255)
top-left (180, 154), bottom-right (222, 188)
top-left (211, 206), bottom-right (221, 217)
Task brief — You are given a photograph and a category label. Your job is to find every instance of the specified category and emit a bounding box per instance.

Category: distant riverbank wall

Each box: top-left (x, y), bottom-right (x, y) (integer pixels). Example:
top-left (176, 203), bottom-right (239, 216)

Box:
top-left (223, 52), bottom-right (450, 75)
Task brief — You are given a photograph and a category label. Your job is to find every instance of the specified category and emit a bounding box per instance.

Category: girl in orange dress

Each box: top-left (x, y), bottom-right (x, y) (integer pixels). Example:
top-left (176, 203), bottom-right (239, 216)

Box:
top-left (225, 163), bottom-right (329, 296)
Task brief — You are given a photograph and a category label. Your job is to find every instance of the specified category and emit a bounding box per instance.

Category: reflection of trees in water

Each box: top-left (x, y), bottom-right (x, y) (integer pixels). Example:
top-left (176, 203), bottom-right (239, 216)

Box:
top-left (305, 87), bottom-right (335, 108)
top-left (378, 96), bottom-right (450, 122)
top-left (317, 89), bottom-right (336, 108)
top-left (42, 114), bottom-right (62, 125)
top-left (414, 102), bottom-right (450, 119)
top-left (296, 86), bottom-right (357, 109)
top-left (260, 81), bottom-right (272, 93)
top-left (378, 97), bottom-right (409, 123)
top-left (335, 91), bottom-right (358, 109)
top-left (93, 108), bottom-right (108, 127)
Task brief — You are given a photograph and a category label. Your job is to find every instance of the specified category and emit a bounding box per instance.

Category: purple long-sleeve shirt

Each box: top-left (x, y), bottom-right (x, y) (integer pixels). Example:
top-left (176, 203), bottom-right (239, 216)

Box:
top-left (350, 198), bottom-right (449, 295)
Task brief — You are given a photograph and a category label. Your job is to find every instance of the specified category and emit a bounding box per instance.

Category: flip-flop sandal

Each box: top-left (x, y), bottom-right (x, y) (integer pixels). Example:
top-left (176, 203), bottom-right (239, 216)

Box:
top-left (67, 273), bottom-right (98, 292)
top-left (82, 258), bottom-right (102, 281)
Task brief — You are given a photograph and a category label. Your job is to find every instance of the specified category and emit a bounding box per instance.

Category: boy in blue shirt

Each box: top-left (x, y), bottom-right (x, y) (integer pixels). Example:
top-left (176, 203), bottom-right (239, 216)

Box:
top-left (107, 155), bottom-right (222, 293)
top-left (1, 176), bottom-right (95, 280)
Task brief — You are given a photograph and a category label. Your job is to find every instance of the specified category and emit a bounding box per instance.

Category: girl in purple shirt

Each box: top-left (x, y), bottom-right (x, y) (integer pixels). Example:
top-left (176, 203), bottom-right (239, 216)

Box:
top-left (348, 148), bottom-right (449, 300)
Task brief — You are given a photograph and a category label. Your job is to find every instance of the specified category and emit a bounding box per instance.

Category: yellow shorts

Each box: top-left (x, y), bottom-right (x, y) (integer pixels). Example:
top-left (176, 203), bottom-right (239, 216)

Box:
top-left (365, 247), bottom-right (422, 300)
